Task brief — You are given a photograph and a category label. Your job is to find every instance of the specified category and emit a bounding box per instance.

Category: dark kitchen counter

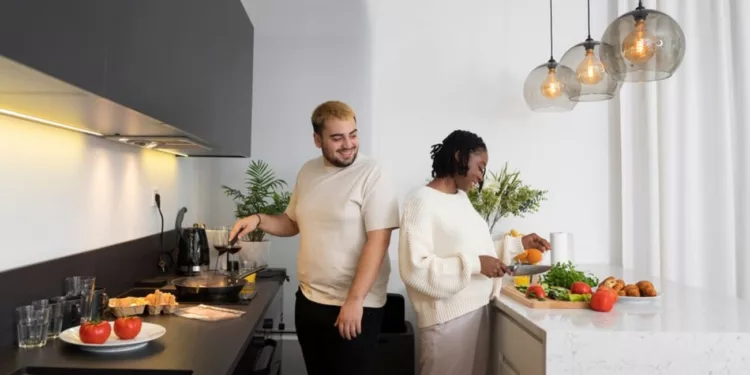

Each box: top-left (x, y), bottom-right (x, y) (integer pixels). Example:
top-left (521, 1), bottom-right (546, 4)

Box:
top-left (0, 269), bottom-right (287, 375)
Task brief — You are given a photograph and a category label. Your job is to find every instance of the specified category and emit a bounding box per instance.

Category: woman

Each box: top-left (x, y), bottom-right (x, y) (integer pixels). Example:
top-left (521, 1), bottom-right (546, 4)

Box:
top-left (398, 130), bottom-right (550, 375)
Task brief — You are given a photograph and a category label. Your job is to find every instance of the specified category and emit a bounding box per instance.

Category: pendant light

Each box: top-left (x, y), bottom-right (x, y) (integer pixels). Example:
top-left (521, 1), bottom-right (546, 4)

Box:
top-left (523, 0), bottom-right (581, 112)
top-left (600, 0), bottom-right (686, 82)
top-left (560, 0), bottom-right (621, 101)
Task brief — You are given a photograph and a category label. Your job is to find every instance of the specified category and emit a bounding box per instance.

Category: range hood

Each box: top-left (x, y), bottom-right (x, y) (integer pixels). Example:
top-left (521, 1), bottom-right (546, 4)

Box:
top-left (0, 55), bottom-right (208, 157)
top-left (0, 0), bottom-right (255, 158)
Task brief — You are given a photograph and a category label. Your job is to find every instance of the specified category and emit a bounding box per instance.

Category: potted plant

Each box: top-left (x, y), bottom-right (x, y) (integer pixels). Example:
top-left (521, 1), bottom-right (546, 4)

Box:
top-left (467, 162), bottom-right (547, 239)
top-left (222, 160), bottom-right (291, 267)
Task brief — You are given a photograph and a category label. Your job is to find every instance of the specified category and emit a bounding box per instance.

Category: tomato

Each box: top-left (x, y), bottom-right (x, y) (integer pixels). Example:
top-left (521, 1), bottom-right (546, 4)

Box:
top-left (570, 281), bottom-right (592, 295)
top-left (525, 284), bottom-right (546, 300)
top-left (79, 320), bottom-right (112, 344)
top-left (596, 286), bottom-right (619, 302)
top-left (114, 317), bottom-right (143, 340)
top-left (590, 290), bottom-right (616, 312)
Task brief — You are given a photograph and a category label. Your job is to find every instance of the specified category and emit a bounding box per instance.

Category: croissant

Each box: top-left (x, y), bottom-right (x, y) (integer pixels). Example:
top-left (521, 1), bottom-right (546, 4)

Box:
top-left (623, 284), bottom-right (640, 297)
top-left (636, 280), bottom-right (657, 297)
top-left (599, 277), bottom-right (617, 289)
top-left (613, 279), bottom-right (626, 292)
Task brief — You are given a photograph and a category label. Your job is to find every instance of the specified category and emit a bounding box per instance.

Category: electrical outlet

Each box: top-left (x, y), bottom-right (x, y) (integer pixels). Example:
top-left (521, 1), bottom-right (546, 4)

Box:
top-left (152, 188), bottom-right (159, 207)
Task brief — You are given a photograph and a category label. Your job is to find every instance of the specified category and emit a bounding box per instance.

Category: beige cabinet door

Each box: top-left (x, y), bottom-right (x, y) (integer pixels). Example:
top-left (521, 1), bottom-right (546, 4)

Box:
top-left (490, 307), bottom-right (545, 375)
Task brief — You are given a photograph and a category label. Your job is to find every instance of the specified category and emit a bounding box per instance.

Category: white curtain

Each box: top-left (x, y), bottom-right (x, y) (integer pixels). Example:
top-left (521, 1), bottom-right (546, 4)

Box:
top-left (611, 0), bottom-right (750, 298)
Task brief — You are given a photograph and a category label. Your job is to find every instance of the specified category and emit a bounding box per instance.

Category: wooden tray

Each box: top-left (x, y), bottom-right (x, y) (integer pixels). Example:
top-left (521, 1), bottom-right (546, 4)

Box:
top-left (501, 285), bottom-right (590, 309)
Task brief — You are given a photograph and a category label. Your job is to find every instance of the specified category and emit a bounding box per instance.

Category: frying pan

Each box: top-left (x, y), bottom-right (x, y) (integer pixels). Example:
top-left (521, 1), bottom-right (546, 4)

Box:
top-left (171, 265), bottom-right (266, 299)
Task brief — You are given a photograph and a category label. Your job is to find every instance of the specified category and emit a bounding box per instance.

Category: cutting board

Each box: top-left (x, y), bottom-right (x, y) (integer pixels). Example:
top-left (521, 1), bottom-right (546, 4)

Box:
top-left (500, 285), bottom-right (590, 309)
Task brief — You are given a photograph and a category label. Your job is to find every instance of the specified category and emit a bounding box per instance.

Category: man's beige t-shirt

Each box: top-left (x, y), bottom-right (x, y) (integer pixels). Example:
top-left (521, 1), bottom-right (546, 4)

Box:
top-left (285, 154), bottom-right (400, 308)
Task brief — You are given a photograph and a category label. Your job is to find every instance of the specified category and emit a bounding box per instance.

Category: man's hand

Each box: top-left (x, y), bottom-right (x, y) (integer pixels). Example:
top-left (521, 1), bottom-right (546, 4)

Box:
top-left (334, 299), bottom-right (363, 340)
top-left (522, 233), bottom-right (551, 251)
top-left (229, 215), bottom-right (260, 241)
top-left (479, 255), bottom-right (508, 278)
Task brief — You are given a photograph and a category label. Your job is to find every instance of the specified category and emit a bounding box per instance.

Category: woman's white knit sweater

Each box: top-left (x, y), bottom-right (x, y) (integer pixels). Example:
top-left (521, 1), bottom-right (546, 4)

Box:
top-left (398, 186), bottom-right (524, 328)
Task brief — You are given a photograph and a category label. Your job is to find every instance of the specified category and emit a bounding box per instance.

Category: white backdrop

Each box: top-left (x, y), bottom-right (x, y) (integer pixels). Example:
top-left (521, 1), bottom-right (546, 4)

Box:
top-left (611, 0), bottom-right (750, 298)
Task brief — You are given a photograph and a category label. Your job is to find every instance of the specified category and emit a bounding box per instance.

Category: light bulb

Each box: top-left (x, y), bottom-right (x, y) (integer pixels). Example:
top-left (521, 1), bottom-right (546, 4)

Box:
top-left (540, 68), bottom-right (562, 99)
top-left (576, 48), bottom-right (605, 85)
top-left (622, 19), bottom-right (657, 64)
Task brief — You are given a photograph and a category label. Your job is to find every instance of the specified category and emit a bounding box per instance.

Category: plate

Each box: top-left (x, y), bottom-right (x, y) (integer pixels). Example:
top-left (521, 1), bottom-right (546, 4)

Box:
top-left (59, 321), bottom-right (166, 353)
top-left (617, 294), bottom-right (663, 303)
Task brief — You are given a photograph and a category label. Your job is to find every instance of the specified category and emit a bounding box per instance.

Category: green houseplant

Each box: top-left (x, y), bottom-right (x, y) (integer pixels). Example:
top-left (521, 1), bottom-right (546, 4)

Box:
top-left (467, 162), bottom-right (547, 234)
top-left (222, 160), bottom-right (291, 242)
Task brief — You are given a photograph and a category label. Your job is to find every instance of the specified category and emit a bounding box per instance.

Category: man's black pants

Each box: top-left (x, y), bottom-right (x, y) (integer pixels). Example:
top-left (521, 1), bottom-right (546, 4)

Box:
top-left (295, 289), bottom-right (384, 375)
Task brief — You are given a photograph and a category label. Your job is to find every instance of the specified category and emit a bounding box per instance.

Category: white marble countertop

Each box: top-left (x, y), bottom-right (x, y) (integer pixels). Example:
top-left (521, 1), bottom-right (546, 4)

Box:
top-left (493, 264), bottom-right (750, 335)
top-left (491, 264), bottom-right (750, 375)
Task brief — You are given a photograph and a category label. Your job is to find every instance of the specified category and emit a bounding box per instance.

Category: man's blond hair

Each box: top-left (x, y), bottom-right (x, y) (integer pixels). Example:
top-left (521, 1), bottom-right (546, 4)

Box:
top-left (311, 100), bottom-right (357, 134)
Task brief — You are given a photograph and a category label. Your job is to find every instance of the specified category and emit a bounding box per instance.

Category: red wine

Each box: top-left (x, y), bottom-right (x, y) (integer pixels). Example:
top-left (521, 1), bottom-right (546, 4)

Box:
top-left (214, 245), bottom-right (231, 255)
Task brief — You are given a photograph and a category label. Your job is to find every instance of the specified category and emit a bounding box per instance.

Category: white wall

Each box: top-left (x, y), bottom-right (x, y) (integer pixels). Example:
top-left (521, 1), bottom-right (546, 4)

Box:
top-left (369, 0), bottom-right (614, 326)
top-left (369, 0), bottom-right (615, 260)
top-left (187, 0), bottom-right (616, 331)
top-left (0, 115), bottom-right (194, 272)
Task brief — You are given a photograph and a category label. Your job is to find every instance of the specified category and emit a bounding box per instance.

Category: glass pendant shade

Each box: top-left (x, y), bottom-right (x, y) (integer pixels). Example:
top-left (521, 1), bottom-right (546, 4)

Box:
top-left (560, 40), bottom-right (621, 101)
top-left (523, 60), bottom-right (581, 112)
top-left (600, 5), bottom-right (686, 82)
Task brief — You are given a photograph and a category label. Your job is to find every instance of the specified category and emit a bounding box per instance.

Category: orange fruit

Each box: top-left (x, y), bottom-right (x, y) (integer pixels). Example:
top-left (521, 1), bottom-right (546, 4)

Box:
top-left (514, 251), bottom-right (529, 263)
top-left (525, 249), bottom-right (543, 264)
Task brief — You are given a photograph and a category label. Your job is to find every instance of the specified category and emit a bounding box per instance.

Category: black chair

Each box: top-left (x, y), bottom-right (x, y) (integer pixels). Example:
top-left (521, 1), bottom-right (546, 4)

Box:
top-left (376, 293), bottom-right (416, 375)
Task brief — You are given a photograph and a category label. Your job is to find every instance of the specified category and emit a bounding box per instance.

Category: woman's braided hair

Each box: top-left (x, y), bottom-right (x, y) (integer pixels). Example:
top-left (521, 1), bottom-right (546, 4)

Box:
top-left (430, 130), bottom-right (487, 188)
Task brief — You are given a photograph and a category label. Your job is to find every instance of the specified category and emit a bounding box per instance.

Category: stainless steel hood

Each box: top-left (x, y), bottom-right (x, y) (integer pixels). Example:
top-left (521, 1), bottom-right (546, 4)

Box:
top-left (0, 55), bottom-right (210, 157)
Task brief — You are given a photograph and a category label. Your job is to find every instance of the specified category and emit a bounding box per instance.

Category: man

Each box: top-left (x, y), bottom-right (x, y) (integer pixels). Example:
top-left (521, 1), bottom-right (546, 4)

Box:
top-left (229, 100), bottom-right (400, 375)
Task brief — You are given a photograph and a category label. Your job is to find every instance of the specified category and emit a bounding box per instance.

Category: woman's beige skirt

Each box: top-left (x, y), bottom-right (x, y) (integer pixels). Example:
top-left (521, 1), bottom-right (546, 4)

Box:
top-left (419, 304), bottom-right (490, 375)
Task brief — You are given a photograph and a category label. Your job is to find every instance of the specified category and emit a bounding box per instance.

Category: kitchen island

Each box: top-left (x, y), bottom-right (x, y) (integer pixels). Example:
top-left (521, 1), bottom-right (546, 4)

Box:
top-left (0, 269), bottom-right (287, 375)
top-left (490, 265), bottom-right (750, 375)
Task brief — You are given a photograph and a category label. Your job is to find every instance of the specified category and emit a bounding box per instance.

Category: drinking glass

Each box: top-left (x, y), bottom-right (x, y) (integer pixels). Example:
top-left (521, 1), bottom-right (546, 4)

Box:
top-left (31, 299), bottom-right (49, 310)
top-left (16, 305), bottom-right (50, 348)
top-left (64, 275), bottom-right (95, 297)
top-left (78, 276), bottom-right (97, 323)
top-left (64, 276), bottom-right (81, 296)
top-left (47, 300), bottom-right (64, 338)
top-left (50, 295), bottom-right (81, 331)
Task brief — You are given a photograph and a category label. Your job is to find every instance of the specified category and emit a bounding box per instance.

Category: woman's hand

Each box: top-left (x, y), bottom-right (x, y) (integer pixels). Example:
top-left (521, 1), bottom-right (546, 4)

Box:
top-left (521, 233), bottom-right (551, 251)
top-left (479, 255), bottom-right (509, 278)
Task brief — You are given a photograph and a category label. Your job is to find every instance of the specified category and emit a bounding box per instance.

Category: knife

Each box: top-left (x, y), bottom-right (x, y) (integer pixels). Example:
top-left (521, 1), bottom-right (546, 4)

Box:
top-left (507, 264), bottom-right (551, 276)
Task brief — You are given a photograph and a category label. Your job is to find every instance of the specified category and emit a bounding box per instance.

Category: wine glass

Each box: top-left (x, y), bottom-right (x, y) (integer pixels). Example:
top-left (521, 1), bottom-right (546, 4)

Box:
top-left (224, 226), bottom-right (242, 274)
top-left (213, 227), bottom-right (229, 271)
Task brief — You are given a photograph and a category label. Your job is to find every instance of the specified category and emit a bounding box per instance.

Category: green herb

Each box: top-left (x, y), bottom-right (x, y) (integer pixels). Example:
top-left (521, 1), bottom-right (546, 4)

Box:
top-left (466, 162), bottom-right (547, 233)
top-left (547, 286), bottom-right (570, 300)
top-left (540, 261), bottom-right (599, 289)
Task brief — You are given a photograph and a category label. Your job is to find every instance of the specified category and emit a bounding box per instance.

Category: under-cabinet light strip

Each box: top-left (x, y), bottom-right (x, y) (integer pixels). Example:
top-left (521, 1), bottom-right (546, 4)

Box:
top-left (0, 108), bottom-right (104, 136)
top-left (155, 148), bottom-right (188, 157)
top-left (0, 108), bottom-right (187, 157)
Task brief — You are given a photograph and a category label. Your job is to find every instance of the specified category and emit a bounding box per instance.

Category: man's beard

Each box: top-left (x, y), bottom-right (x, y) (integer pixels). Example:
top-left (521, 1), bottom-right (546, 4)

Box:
top-left (322, 146), bottom-right (358, 168)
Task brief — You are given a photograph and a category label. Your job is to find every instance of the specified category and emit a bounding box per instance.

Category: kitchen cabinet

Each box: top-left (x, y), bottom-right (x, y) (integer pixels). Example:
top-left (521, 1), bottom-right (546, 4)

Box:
top-left (491, 308), bottom-right (545, 375)
top-left (0, 0), bottom-right (254, 157)
top-left (0, 1), bottom-right (110, 96)
top-left (105, 0), bottom-right (255, 157)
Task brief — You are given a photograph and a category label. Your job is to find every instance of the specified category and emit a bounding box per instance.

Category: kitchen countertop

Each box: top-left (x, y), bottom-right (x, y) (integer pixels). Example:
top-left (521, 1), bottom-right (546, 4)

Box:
top-left (0, 270), bottom-right (287, 375)
top-left (491, 264), bottom-right (750, 374)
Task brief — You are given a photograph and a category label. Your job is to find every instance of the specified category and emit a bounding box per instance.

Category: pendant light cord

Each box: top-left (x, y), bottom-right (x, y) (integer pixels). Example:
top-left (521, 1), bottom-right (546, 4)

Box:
top-left (548, 0), bottom-right (554, 60)
top-left (586, 0), bottom-right (591, 39)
